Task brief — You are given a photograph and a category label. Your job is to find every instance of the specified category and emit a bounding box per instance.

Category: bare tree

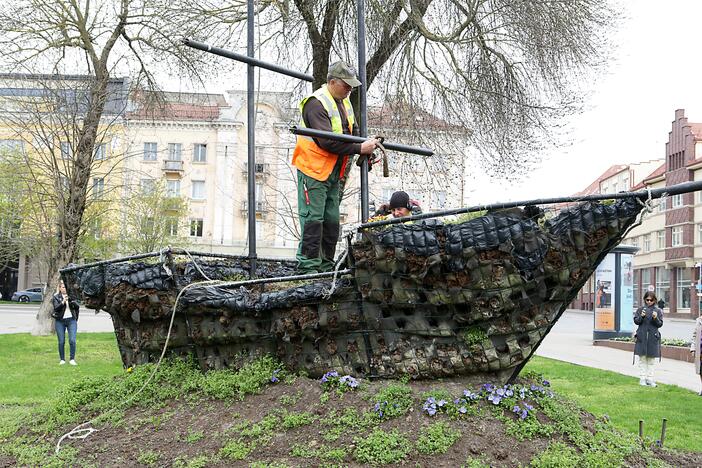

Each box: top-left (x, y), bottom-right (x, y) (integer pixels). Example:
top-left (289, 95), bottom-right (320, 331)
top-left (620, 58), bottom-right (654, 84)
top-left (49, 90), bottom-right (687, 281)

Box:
top-left (0, 0), bottom-right (209, 334)
top-left (0, 146), bottom-right (29, 280)
top-left (173, 0), bottom-right (616, 178)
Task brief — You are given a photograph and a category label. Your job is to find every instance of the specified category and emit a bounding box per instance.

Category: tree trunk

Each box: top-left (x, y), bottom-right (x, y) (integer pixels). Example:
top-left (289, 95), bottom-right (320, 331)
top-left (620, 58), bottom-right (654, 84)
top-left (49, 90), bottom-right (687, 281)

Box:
top-left (31, 270), bottom-right (60, 336)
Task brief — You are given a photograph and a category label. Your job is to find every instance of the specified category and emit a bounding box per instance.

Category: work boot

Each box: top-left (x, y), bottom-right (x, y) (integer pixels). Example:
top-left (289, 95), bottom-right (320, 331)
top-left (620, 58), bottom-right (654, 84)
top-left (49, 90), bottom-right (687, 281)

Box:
top-left (639, 378), bottom-right (647, 386)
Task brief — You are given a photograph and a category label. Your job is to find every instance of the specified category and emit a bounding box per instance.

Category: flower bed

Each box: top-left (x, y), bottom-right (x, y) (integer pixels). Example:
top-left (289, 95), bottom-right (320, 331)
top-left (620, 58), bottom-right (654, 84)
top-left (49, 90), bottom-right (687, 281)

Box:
top-left (593, 340), bottom-right (695, 363)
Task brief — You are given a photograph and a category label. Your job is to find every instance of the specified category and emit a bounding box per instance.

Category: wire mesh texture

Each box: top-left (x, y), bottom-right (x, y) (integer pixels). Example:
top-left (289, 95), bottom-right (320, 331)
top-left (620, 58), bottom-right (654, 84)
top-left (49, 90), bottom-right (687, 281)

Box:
top-left (60, 190), bottom-right (659, 383)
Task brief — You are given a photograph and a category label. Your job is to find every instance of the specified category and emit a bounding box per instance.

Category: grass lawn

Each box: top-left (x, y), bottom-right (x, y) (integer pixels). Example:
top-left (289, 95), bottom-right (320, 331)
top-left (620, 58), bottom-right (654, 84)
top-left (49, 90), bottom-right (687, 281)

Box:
top-left (524, 356), bottom-right (702, 452)
top-left (0, 332), bottom-right (123, 405)
top-left (0, 334), bottom-right (700, 452)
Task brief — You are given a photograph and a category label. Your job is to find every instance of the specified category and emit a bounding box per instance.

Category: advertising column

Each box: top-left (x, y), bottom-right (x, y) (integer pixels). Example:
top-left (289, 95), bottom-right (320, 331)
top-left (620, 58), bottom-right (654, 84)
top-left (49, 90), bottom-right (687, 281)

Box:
top-left (594, 253), bottom-right (616, 331)
top-left (619, 253), bottom-right (635, 333)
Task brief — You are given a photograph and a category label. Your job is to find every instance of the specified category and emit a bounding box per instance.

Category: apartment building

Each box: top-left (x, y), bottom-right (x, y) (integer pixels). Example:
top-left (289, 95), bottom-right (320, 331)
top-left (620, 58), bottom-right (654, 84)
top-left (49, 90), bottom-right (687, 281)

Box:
top-left (2, 77), bottom-right (470, 292)
top-left (573, 109), bottom-right (702, 319)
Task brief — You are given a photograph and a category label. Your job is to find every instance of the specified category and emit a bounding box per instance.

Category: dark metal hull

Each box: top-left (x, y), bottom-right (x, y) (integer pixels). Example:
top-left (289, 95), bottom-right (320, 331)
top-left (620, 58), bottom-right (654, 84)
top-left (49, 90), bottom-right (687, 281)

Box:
top-left (62, 198), bottom-right (642, 382)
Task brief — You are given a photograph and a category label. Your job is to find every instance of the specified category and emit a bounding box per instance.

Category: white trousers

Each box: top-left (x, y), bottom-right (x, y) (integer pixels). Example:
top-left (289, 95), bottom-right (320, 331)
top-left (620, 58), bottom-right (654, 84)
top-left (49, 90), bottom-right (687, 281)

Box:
top-left (637, 356), bottom-right (656, 381)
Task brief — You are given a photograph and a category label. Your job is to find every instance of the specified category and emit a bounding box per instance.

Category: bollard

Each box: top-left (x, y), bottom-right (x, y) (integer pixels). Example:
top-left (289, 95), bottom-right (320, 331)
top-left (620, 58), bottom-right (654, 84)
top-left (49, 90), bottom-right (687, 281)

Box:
top-left (660, 418), bottom-right (667, 447)
top-left (639, 420), bottom-right (644, 439)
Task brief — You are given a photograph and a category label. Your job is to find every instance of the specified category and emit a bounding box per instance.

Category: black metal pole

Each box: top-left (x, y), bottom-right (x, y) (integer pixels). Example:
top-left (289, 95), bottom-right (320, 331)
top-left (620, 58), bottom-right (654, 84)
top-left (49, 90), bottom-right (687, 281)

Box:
top-left (357, 0), bottom-right (369, 222)
top-left (183, 39), bottom-right (314, 83)
top-left (359, 180), bottom-right (702, 229)
top-left (290, 126), bottom-right (434, 156)
top-left (246, 0), bottom-right (257, 276)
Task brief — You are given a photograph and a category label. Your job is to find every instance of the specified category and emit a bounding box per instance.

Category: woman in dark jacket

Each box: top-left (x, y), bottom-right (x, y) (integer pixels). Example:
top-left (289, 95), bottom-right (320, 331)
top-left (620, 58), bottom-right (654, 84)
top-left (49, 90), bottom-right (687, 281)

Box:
top-left (633, 291), bottom-right (663, 387)
top-left (52, 280), bottom-right (79, 365)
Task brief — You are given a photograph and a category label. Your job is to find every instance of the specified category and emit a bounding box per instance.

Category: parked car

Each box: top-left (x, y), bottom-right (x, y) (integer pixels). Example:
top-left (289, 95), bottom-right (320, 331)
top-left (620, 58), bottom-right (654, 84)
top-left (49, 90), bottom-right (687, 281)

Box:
top-left (11, 288), bottom-right (44, 303)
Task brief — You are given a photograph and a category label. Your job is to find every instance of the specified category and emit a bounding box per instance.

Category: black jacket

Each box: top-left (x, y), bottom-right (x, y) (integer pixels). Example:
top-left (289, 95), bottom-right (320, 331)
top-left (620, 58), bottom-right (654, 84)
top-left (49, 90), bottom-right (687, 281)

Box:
top-left (633, 305), bottom-right (663, 358)
top-left (52, 293), bottom-right (79, 321)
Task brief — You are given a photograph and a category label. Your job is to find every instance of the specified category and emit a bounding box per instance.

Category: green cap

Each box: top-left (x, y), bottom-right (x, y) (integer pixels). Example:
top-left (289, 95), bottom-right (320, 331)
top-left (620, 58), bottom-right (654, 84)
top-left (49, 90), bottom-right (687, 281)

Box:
top-left (328, 61), bottom-right (362, 87)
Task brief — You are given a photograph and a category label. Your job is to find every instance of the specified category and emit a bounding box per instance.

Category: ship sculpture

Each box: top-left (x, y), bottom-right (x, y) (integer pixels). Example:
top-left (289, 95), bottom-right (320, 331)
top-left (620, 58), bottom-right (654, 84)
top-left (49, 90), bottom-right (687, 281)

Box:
top-left (60, 188), bottom-right (684, 383)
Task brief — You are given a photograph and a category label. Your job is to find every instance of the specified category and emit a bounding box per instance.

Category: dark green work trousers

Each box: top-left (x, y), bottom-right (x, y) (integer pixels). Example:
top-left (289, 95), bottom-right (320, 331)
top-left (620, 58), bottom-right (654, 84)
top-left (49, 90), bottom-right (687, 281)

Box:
top-left (296, 161), bottom-right (342, 273)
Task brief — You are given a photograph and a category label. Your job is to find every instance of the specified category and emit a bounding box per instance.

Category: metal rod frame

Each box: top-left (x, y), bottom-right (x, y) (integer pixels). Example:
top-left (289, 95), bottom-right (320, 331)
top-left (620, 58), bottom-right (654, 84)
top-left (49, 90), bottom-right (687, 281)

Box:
top-left (359, 180), bottom-right (702, 229)
top-left (290, 126), bottom-right (433, 156)
top-left (183, 39), bottom-right (314, 82)
top-left (246, 0), bottom-right (257, 275)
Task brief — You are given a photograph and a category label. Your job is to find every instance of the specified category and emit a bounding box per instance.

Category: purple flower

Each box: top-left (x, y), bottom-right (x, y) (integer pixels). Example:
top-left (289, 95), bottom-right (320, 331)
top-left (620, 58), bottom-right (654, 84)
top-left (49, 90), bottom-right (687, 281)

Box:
top-left (487, 393), bottom-right (501, 405)
top-left (321, 371), bottom-right (339, 383)
top-left (458, 406), bottom-right (467, 414)
top-left (437, 399), bottom-right (447, 407)
top-left (270, 369), bottom-right (280, 383)
top-left (542, 380), bottom-right (551, 387)
top-left (339, 375), bottom-right (359, 388)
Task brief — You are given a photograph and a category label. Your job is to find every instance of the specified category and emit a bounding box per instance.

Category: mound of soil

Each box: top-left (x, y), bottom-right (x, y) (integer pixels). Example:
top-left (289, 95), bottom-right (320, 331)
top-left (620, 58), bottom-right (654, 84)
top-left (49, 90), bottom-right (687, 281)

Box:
top-left (4, 374), bottom-right (701, 467)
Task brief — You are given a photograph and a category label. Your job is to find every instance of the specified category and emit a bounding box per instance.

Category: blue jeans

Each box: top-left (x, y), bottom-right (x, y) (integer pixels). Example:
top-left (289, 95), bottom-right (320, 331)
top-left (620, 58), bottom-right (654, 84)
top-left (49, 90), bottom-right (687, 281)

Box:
top-left (55, 317), bottom-right (77, 361)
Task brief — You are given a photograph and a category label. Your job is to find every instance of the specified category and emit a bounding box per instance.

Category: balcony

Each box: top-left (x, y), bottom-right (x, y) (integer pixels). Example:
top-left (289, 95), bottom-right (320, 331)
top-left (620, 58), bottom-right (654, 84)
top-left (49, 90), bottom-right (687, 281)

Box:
top-left (240, 200), bottom-right (268, 216)
top-left (163, 160), bottom-right (184, 174)
top-left (242, 163), bottom-right (270, 178)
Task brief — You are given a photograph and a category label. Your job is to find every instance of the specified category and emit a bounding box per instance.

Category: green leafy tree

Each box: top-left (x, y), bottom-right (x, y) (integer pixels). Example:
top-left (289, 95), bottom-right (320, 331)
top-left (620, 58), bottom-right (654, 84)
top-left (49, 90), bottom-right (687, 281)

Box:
top-left (120, 180), bottom-right (189, 255)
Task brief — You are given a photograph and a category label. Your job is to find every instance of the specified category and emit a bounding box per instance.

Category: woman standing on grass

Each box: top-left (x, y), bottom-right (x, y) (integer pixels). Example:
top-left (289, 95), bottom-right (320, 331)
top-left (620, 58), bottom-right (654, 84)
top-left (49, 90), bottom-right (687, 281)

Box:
top-left (633, 291), bottom-right (663, 387)
top-left (51, 280), bottom-right (79, 366)
top-left (691, 315), bottom-right (702, 396)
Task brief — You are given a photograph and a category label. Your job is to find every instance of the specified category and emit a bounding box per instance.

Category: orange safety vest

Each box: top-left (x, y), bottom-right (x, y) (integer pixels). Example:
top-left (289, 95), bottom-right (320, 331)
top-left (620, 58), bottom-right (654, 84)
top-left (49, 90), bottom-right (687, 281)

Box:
top-left (292, 85), bottom-right (355, 181)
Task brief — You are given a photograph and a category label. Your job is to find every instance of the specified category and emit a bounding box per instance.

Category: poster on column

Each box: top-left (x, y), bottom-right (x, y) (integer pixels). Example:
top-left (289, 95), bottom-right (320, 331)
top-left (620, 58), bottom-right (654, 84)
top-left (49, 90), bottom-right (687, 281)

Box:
top-left (595, 253), bottom-right (616, 331)
top-left (619, 254), bottom-right (634, 332)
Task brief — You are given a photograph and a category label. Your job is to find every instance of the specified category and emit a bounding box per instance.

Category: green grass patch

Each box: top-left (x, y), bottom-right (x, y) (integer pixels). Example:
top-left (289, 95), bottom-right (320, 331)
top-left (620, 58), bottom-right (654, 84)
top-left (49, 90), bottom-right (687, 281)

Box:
top-left (524, 356), bottom-right (702, 452)
top-left (0, 333), bottom-right (123, 405)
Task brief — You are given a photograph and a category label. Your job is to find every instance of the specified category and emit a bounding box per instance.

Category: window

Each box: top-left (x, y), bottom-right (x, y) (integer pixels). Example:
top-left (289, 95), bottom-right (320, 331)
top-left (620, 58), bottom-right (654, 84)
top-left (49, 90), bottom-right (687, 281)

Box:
top-left (190, 218), bottom-right (203, 237)
top-left (60, 141), bottom-right (72, 159)
top-left (633, 271), bottom-right (639, 308)
top-left (698, 191), bottom-right (702, 204)
top-left (143, 142), bottom-right (157, 161)
top-left (166, 218), bottom-right (178, 236)
top-left (643, 234), bottom-right (651, 252)
top-left (256, 220), bottom-right (263, 239)
top-left (166, 179), bottom-right (181, 197)
top-left (629, 236), bottom-right (638, 248)
top-left (94, 143), bottom-right (107, 160)
top-left (59, 176), bottom-right (69, 192)
top-left (0, 139), bottom-right (24, 153)
top-left (657, 197), bottom-right (666, 212)
top-left (655, 267), bottom-right (670, 307)
top-left (168, 143), bottom-right (182, 161)
top-left (698, 224), bottom-right (702, 244)
top-left (672, 226), bottom-right (683, 247)
top-left (672, 194), bottom-right (683, 208)
top-left (676, 267), bottom-right (691, 309)
top-left (601, 184), bottom-right (609, 194)
top-left (193, 143), bottom-right (207, 162)
top-left (140, 178), bottom-right (155, 194)
top-left (91, 219), bottom-right (102, 239)
top-left (641, 269), bottom-right (651, 293)
top-left (92, 178), bottom-right (104, 199)
top-left (191, 180), bottom-right (206, 200)
top-left (656, 230), bottom-right (665, 250)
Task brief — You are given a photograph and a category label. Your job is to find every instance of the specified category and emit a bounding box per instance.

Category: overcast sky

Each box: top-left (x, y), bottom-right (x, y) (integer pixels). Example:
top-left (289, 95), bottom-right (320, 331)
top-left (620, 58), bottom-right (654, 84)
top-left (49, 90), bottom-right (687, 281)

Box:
top-left (470, 0), bottom-right (702, 204)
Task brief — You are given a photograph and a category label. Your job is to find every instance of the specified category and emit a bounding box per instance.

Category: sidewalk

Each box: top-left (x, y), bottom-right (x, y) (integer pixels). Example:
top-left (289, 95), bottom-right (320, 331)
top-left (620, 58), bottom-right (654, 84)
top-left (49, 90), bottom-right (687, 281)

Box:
top-left (536, 310), bottom-right (700, 393)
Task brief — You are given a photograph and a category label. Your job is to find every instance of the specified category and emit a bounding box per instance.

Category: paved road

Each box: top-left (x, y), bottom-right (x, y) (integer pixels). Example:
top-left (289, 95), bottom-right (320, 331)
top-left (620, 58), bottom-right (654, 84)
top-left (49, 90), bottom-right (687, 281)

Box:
top-left (0, 303), bottom-right (114, 334)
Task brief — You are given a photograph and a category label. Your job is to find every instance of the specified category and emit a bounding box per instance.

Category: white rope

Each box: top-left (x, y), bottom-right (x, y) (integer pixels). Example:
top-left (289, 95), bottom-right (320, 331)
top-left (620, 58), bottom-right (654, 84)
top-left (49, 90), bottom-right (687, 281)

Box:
top-left (55, 253), bottom-right (219, 454)
top-left (323, 247), bottom-right (349, 299)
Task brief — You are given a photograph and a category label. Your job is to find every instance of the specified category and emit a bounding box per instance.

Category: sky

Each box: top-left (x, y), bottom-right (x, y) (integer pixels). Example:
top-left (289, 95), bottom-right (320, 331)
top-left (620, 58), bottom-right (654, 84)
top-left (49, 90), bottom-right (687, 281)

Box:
top-left (470, 0), bottom-right (702, 204)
